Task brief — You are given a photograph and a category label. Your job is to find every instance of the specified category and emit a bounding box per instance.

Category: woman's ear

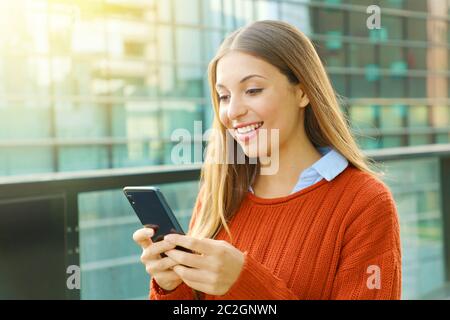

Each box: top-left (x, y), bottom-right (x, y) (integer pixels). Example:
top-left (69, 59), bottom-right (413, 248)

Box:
top-left (296, 85), bottom-right (310, 108)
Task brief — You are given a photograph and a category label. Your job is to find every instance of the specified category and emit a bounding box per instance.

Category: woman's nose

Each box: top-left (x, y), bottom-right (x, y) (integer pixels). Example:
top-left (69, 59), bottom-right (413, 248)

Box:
top-left (227, 97), bottom-right (248, 120)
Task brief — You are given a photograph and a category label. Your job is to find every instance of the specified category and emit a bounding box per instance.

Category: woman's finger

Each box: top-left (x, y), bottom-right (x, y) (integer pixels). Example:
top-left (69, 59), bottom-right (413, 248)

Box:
top-left (144, 240), bottom-right (177, 259)
top-left (156, 270), bottom-right (183, 282)
top-left (172, 264), bottom-right (215, 283)
top-left (148, 256), bottom-right (179, 272)
top-left (179, 276), bottom-right (213, 295)
top-left (165, 249), bottom-right (210, 270)
top-left (133, 227), bottom-right (154, 248)
top-left (164, 234), bottom-right (218, 255)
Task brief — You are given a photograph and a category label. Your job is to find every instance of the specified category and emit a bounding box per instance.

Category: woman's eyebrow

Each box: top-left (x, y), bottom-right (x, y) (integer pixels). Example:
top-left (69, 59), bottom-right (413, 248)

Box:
top-left (216, 74), bottom-right (267, 90)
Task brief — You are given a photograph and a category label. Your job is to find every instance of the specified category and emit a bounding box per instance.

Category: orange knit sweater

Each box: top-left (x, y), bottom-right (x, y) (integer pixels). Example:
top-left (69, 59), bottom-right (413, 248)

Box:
top-left (150, 164), bottom-right (402, 300)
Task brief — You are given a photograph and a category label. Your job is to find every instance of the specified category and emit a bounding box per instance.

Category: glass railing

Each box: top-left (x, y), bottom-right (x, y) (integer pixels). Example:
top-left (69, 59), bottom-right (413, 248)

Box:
top-left (0, 145), bottom-right (449, 299)
top-left (383, 157), bottom-right (444, 299)
top-left (78, 180), bottom-right (199, 300)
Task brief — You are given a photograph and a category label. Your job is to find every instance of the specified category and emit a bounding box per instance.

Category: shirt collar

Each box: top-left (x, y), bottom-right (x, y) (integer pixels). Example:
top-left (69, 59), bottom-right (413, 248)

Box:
top-left (307, 146), bottom-right (348, 181)
top-left (300, 147), bottom-right (348, 181)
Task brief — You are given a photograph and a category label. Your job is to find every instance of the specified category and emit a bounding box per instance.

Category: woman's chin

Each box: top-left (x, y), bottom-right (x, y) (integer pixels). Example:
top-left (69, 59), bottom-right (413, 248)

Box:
top-left (240, 144), bottom-right (269, 161)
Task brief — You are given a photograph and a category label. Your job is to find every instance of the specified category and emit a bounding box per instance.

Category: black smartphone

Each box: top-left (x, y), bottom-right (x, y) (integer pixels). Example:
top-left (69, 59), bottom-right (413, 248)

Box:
top-left (123, 186), bottom-right (192, 257)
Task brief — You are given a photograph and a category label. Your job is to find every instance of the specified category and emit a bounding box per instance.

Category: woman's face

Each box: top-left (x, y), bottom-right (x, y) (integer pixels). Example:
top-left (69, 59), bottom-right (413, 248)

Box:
top-left (216, 51), bottom-right (309, 159)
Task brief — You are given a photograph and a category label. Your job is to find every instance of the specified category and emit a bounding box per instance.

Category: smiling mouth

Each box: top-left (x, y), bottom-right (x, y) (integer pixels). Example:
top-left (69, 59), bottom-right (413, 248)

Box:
top-left (234, 122), bottom-right (264, 134)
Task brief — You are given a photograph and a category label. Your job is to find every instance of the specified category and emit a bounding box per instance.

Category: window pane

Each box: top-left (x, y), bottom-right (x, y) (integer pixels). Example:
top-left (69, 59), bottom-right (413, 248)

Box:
top-left (350, 75), bottom-right (376, 98)
top-left (382, 16), bottom-right (403, 41)
top-left (349, 43), bottom-right (376, 68)
top-left (380, 104), bottom-right (407, 128)
top-left (59, 146), bottom-right (109, 171)
top-left (157, 26), bottom-right (174, 62)
top-left (380, 47), bottom-right (404, 69)
top-left (255, 0), bottom-right (279, 20)
top-left (348, 11), bottom-right (369, 38)
top-left (175, 0), bottom-right (199, 25)
top-left (380, 75), bottom-right (406, 98)
top-left (407, 18), bottom-right (427, 42)
top-left (408, 77), bottom-right (426, 98)
top-left (315, 8), bottom-right (344, 35)
top-left (407, 47), bottom-right (426, 70)
top-left (204, 31), bottom-right (224, 62)
top-left (202, 0), bottom-right (224, 28)
top-left (280, 2), bottom-right (312, 35)
top-left (315, 40), bottom-right (345, 67)
top-left (159, 65), bottom-right (203, 98)
top-left (176, 28), bottom-right (202, 64)
top-left (329, 74), bottom-right (346, 96)
top-left (350, 104), bottom-right (378, 130)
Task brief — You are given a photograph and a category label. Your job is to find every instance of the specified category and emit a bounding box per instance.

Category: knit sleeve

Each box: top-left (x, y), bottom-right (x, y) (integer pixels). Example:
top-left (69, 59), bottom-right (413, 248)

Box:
top-left (149, 186), bottom-right (204, 300)
top-left (214, 251), bottom-right (302, 300)
top-left (330, 191), bottom-right (402, 300)
top-left (149, 278), bottom-right (194, 300)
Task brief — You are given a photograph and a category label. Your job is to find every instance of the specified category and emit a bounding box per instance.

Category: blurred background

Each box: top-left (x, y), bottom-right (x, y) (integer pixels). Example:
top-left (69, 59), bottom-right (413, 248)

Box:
top-left (0, 0), bottom-right (449, 300)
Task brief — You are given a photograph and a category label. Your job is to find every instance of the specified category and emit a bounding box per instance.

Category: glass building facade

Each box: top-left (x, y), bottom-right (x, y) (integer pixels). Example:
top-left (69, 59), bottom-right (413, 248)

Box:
top-left (0, 0), bottom-right (449, 299)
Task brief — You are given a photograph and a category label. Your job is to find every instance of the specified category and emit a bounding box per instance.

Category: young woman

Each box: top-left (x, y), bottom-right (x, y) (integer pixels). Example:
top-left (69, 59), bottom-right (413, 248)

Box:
top-left (133, 20), bottom-right (401, 300)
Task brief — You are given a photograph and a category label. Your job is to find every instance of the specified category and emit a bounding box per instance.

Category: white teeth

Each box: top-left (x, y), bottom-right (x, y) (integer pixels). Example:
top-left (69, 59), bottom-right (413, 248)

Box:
top-left (236, 122), bottom-right (263, 134)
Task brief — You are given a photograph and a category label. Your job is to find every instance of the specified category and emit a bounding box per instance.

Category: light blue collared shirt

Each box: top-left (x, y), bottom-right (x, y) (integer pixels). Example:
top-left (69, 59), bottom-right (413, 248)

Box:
top-left (249, 146), bottom-right (349, 194)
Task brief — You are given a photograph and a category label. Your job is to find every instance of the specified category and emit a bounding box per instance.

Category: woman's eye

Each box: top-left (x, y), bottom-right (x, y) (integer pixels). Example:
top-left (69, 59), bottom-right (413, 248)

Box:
top-left (219, 95), bottom-right (230, 102)
top-left (246, 88), bottom-right (263, 95)
top-left (218, 89), bottom-right (262, 102)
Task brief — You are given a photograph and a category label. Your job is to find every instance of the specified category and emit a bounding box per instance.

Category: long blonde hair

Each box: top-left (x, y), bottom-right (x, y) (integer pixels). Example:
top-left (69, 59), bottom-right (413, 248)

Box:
top-left (189, 20), bottom-right (384, 241)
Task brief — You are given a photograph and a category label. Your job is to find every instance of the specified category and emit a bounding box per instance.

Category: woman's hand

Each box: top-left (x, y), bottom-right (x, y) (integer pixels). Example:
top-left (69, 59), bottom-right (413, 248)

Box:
top-left (163, 234), bottom-right (245, 296)
top-left (132, 227), bottom-right (183, 292)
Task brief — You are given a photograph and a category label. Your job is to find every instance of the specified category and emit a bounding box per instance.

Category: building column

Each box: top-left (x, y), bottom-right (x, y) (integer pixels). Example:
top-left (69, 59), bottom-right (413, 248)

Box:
top-left (427, 0), bottom-right (449, 136)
